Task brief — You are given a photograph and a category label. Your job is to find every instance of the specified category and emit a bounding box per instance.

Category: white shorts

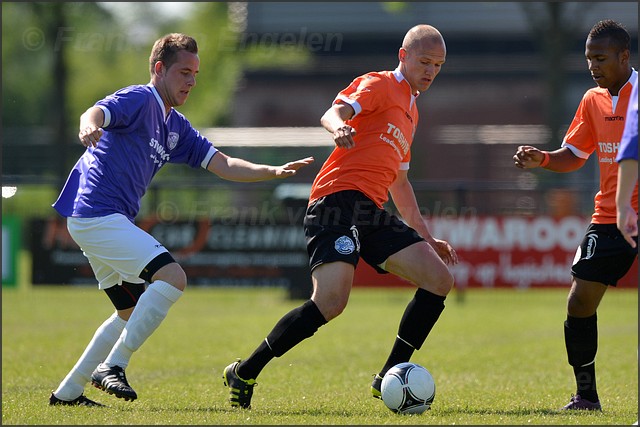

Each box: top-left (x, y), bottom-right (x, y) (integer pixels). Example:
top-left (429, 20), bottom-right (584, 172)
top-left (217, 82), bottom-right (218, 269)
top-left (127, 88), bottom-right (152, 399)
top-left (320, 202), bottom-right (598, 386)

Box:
top-left (67, 214), bottom-right (169, 290)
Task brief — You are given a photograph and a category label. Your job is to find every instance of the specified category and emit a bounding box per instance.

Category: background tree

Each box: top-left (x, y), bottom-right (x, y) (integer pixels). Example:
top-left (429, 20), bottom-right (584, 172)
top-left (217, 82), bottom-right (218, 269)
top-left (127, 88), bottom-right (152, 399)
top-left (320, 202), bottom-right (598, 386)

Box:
top-left (2, 2), bottom-right (122, 181)
top-left (520, 2), bottom-right (597, 148)
top-left (2, 2), bottom-right (242, 182)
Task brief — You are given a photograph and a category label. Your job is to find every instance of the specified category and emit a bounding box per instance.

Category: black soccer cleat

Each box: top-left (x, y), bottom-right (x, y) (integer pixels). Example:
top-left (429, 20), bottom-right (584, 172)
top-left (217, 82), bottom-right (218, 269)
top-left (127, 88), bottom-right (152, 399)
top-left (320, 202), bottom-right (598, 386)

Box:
top-left (91, 364), bottom-right (138, 401)
top-left (223, 360), bottom-right (257, 409)
top-left (49, 391), bottom-right (105, 407)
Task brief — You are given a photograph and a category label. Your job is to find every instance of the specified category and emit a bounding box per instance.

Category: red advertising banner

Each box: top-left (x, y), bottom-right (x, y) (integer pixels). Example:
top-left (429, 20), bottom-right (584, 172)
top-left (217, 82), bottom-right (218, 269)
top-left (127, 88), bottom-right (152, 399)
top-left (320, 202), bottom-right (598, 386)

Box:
top-left (354, 216), bottom-right (638, 289)
top-left (31, 215), bottom-right (637, 292)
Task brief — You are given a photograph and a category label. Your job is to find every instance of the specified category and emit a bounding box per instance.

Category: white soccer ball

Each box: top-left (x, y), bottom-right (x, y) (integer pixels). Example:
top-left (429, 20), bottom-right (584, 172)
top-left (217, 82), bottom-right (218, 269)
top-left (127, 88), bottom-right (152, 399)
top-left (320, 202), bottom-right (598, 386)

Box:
top-left (380, 362), bottom-right (435, 414)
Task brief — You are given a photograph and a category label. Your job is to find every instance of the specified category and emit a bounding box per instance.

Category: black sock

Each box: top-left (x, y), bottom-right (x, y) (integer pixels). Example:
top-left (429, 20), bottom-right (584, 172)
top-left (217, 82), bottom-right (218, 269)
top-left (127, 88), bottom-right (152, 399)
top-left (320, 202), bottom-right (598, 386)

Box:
top-left (564, 314), bottom-right (599, 402)
top-left (379, 289), bottom-right (446, 376)
top-left (379, 337), bottom-right (414, 377)
top-left (237, 339), bottom-right (273, 381)
top-left (238, 300), bottom-right (327, 380)
top-left (573, 362), bottom-right (598, 402)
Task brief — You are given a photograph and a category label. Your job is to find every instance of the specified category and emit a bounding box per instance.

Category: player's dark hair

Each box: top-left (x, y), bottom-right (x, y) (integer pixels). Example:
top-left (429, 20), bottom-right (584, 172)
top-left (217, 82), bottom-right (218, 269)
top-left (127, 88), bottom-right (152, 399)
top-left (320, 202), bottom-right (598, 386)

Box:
top-left (149, 33), bottom-right (198, 76)
top-left (588, 20), bottom-right (630, 53)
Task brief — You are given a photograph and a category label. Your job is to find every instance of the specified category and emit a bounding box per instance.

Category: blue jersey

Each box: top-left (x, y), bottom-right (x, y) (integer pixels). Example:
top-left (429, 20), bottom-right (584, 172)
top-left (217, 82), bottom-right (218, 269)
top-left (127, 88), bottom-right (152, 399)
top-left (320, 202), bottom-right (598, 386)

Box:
top-left (616, 83), bottom-right (638, 163)
top-left (53, 84), bottom-right (217, 221)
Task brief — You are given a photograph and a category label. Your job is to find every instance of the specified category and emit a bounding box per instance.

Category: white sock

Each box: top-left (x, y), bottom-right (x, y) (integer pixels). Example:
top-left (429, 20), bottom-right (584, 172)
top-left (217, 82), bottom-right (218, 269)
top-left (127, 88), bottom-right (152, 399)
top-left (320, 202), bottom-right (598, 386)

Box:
top-left (103, 280), bottom-right (182, 369)
top-left (53, 312), bottom-right (126, 401)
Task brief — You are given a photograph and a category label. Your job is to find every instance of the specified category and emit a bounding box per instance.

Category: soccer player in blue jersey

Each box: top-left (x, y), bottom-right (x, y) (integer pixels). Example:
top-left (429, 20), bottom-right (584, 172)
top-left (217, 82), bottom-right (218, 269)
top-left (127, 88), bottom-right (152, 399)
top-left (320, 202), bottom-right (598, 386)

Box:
top-left (48, 33), bottom-right (313, 406)
top-left (615, 83), bottom-right (638, 248)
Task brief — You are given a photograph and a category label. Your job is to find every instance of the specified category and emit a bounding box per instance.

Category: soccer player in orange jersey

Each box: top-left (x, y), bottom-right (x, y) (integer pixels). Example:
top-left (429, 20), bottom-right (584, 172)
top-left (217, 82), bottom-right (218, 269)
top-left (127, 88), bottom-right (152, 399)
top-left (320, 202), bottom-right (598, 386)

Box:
top-left (223, 24), bottom-right (458, 409)
top-left (513, 20), bottom-right (637, 411)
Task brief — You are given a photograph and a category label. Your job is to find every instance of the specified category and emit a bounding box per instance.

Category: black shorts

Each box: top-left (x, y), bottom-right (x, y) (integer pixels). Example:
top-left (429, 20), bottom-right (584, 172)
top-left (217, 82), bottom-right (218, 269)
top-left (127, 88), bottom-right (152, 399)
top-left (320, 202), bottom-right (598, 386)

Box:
top-left (304, 190), bottom-right (424, 274)
top-left (571, 223), bottom-right (638, 286)
top-left (104, 252), bottom-right (175, 310)
top-left (104, 281), bottom-right (146, 310)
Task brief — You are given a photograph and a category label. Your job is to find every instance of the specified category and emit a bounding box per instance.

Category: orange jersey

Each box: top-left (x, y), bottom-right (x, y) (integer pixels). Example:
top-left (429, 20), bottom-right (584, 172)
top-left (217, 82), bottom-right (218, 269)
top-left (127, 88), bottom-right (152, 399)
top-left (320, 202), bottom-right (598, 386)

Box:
top-left (562, 70), bottom-right (638, 224)
top-left (309, 69), bottom-right (419, 208)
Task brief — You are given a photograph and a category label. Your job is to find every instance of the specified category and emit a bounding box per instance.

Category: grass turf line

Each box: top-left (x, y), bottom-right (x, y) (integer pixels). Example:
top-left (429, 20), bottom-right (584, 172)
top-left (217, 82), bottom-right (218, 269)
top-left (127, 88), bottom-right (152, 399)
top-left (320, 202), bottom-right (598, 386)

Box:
top-left (2, 286), bottom-right (637, 425)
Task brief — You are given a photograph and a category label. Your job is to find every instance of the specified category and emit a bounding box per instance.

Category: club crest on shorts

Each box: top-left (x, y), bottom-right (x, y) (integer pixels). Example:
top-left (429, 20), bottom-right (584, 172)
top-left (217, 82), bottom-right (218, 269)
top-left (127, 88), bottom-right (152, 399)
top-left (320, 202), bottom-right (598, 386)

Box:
top-left (334, 236), bottom-right (356, 255)
top-left (584, 233), bottom-right (598, 259)
top-left (167, 132), bottom-right (179, 150)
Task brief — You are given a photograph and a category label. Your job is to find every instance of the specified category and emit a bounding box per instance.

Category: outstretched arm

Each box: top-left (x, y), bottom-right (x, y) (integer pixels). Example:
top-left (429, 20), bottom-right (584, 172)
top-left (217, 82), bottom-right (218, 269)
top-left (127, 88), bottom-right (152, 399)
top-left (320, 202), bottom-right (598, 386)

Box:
top-left (513, 146), bottom-right (586, 172)
top-left (206, 151), bottom-right (314, 182)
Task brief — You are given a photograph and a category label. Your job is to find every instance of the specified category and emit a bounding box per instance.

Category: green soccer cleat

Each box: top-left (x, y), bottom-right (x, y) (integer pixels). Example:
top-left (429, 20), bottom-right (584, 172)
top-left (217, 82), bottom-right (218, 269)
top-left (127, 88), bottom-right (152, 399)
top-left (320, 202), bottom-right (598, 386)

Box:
top-left (223, 360), bottom-right (257, 409)
top-left (371, 374), bottom-right (383, 399)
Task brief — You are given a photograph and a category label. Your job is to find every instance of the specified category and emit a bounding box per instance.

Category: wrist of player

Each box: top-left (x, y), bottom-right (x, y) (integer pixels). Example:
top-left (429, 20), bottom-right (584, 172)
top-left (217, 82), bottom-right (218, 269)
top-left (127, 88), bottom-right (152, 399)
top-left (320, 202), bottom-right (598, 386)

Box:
top-left (539, 151), bottom-right (550, 167)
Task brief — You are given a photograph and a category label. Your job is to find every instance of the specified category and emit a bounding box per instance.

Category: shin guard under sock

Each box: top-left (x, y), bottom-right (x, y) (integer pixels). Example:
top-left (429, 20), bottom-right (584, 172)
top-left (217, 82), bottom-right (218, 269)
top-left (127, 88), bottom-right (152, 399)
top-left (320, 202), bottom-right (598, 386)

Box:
top-left (238, 300), bottom-right (327, 380)
top-left (564, 313), bottom-right (598, 401)
top-left (380, 289), bottom-right (446, 375)
top-left (104, 280), bottom-right (182, 368)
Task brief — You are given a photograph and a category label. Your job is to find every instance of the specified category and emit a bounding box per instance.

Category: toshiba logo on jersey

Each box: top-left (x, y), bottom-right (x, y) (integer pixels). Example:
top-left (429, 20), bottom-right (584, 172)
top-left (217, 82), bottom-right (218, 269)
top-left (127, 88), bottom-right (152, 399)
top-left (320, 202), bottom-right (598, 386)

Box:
top-left (598, 142), bottom-right (619, 153)
top-left (379, 122), bottom-right (410, 159)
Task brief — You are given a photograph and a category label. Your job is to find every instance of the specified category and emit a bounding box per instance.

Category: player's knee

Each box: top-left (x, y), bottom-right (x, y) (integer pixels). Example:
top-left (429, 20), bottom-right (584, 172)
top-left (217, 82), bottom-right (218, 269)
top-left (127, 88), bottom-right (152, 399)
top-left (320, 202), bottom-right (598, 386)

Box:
top-left (117, 307), bottom-right (135, 321)
top-left (566, 295), bottom-right (596, 317)
top-left (141, 252), bottom-right (187, 290)
top-left (153, 263), bottom-right (188, 291)
top-left (325, 303), bottom-right (346, 321)
top-left (426, 268), bottom-right (454, 296)
top-left (437, 279), bottom-right (454, 297)
top-left (314, 294), bottom-right (348, 321)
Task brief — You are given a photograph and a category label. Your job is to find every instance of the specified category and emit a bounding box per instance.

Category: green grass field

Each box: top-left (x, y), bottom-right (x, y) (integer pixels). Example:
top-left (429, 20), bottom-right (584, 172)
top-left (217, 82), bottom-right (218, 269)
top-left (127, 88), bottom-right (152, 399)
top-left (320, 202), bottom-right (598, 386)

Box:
top-left (2, 285), bottom-right (637, 425)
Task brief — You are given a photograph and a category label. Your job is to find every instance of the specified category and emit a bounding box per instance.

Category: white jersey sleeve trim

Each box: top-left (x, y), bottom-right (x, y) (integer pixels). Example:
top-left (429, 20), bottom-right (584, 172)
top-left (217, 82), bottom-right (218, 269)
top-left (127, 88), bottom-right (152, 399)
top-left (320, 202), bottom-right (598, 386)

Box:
top-left (335, 95), bottom-right (362, 117)
top-left (201, 146), bottom-right (218, 169)
top-left (399, 162), bottom-right (410, 171)
top-left (98, 105), bottom-right (111, 128)
top-left (561, 141), bottom-right (591, 159)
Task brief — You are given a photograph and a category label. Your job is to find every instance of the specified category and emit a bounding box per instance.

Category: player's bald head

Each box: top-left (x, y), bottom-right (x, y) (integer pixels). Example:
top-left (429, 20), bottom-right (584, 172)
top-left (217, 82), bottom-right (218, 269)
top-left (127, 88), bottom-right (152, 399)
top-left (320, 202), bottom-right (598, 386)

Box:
top-left (402, 24), bottom-right (446, 53)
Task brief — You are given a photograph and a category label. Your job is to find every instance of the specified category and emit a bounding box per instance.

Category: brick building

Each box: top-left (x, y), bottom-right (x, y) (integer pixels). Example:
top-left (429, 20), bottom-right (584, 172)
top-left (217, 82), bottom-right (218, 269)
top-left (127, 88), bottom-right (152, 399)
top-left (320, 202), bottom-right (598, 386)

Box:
top-left (227, 2), bottom-right (638, 215)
